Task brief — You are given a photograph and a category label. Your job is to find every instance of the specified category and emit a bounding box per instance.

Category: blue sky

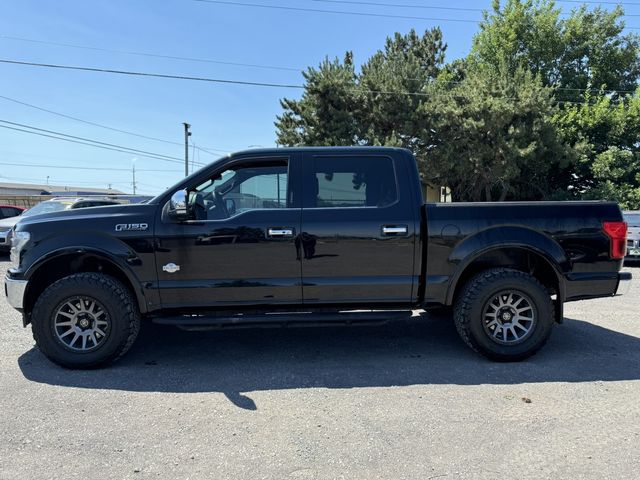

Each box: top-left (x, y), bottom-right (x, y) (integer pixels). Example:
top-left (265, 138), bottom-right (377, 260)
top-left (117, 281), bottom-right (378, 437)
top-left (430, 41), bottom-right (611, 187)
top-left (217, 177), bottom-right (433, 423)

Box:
top-left (1, 0), bottom-right (638, 195)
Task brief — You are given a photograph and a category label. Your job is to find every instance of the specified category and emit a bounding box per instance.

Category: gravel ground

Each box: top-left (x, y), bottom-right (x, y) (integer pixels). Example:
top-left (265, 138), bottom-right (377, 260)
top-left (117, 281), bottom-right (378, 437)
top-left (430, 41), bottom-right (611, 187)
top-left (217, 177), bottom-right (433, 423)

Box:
top-left (0, 256), bottom-right (638, 480)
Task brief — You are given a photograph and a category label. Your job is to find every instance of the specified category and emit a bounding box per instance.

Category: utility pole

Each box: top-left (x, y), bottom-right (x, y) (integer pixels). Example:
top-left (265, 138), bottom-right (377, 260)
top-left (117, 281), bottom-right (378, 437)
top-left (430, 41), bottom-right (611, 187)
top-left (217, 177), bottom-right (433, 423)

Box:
top-left (183, 122), bottom-right (191, 177)
top-left (132, 162), bottom-right (137, 194)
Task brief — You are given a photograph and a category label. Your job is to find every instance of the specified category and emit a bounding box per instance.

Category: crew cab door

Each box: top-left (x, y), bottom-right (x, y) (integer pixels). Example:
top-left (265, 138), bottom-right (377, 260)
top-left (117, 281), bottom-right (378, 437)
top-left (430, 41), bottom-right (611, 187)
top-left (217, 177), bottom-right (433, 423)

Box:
top-left (300, 152), bottom-right (418, 305)
top-left (154, 154), bottom-right (303, 308)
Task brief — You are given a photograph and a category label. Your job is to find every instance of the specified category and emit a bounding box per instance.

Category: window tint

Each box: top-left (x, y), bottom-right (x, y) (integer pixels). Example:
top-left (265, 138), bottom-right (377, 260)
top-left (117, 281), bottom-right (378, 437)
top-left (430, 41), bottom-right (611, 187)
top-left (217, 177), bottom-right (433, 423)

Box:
top-left (310, 156), bottom-right (397, 208)
top-left (1, 207), bottom-right (20, 218)
top-left (190, 161), bottom-right (289, 220)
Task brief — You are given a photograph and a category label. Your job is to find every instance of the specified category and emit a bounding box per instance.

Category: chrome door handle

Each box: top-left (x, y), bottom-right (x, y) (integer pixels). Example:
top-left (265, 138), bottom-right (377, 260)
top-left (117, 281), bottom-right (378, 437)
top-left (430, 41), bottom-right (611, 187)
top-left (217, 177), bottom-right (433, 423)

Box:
top-left (382, 225), bottom-right (408, 235)
top-left (268, 228), bottom-right (294, 237)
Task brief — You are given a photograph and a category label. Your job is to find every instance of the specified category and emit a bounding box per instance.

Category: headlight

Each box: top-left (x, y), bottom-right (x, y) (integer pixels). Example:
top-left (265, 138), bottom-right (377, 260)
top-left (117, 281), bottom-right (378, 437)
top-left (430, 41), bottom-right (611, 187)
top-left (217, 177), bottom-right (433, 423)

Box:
top-left (10, 231), bottom-right (30, 268)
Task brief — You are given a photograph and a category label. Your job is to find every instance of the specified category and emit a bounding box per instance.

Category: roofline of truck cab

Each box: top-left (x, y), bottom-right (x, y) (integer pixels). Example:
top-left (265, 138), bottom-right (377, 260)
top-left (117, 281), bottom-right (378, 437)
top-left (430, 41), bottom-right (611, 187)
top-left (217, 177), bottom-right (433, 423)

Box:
top-left (149, 146), bottom-right (415, 206)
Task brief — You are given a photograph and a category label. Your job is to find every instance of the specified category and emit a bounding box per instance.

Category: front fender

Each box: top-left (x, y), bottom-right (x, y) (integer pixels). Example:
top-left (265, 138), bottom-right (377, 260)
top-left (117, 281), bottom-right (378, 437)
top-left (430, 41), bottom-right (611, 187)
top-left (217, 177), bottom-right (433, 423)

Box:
top-left (445, 226), bottom-right (569, 304)
top-left (20, 232), bottom-right (155, 313)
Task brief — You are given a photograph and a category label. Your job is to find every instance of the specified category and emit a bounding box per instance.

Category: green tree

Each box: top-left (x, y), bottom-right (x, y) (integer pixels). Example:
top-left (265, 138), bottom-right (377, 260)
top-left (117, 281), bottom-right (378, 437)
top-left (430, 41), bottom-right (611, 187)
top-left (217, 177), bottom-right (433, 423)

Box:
top-left (555, 90), bottom-right (640, 208)
top-left (471, 0), bottom-right (640, 101)
top-left (276, 29), bottom-right (447, 151)
top-left (274, 1), bottom-right (640, 204)
top-left (275, 52), bottom-right (359, 146)
top-left (426, 62), bottom-right (571, 201)
top-left (357, 28), bottom-right (445, 153)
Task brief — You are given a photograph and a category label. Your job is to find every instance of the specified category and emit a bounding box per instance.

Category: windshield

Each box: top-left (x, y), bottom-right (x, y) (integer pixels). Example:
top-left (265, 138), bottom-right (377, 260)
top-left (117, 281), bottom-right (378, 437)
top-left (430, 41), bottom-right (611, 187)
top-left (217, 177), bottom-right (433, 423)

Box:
top-left (23, 200), bottom-right (74, 217)
top-left (624, 213), bottom-right (640, 227)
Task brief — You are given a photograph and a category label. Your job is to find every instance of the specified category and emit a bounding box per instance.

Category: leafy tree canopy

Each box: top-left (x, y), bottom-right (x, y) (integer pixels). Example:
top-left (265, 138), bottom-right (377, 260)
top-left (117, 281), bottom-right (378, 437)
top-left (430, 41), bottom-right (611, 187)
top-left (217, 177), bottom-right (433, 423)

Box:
top-left (275, 1), bottom-right (640, 207)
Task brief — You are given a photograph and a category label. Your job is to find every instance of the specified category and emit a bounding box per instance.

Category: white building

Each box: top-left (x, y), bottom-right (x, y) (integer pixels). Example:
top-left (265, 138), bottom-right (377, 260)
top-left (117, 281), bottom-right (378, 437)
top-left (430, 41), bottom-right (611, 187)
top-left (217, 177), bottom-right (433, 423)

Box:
top-left (0, 182), bottom-right (124, 196)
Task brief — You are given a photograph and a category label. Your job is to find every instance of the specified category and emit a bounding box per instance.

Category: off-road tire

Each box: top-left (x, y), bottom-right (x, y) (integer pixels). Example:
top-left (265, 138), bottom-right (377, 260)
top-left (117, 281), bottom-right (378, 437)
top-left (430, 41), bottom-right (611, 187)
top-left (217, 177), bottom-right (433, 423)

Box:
top-left (453, 268), bottom-right (554, 362)
top-left (31, 273), bottom-right (140, 369)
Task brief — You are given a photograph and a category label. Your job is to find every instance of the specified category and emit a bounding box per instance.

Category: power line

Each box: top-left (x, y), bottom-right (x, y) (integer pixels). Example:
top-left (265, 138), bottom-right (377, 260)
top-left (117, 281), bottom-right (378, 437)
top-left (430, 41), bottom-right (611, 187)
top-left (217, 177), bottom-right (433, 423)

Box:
top-left (0, 59), bottom-right (305, 89)
top-left (0, 161), bottom-right (182, 173)
top-left (196, 145), bottom-right (229, 157)
top-left (0, 93), bottom-right (228, 155)
top-left (0, 119), bottom-right (191, 163)
top-left (191, 0), bottom-right (640, 28)
top-left (311, 0), bottom-right (640, 17)
top-left (556, 0), bottom-right (640, 5)
top-left (0, 42), bottom-right (636, 95)
top-left (0, 35), bottom-right (300, 73)
top-left (2, 58), bottom-right (635, 101)
top-left (191, 0), bottom-right (477, 23)
top-left (0, 122), bottom-right (207, 165)
top-left (313, 0), bottom-right (483, 13)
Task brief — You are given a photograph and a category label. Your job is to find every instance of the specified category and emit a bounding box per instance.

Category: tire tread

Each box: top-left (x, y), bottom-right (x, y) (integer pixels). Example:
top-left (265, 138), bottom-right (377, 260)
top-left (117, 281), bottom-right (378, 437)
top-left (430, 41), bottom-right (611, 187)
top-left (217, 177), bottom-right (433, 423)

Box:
top-left (31, 273), bottom-right (140, 368)
top-left (453, 268), bottom-right (554, 361)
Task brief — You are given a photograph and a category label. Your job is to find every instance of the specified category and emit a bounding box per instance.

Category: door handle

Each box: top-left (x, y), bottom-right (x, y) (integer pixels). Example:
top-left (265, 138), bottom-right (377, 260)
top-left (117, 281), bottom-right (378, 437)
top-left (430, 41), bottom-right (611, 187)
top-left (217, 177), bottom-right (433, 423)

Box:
top-left (382, 225), bottom-right (408, 235)
top-left (268, 227), bottom-right (294, 237)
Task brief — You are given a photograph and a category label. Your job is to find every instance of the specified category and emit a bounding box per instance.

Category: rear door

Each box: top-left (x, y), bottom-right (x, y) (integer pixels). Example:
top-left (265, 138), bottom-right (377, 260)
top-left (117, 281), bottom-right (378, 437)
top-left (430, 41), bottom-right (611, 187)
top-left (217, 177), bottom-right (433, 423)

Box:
top-left (300, 151), bottom-right (418, 305)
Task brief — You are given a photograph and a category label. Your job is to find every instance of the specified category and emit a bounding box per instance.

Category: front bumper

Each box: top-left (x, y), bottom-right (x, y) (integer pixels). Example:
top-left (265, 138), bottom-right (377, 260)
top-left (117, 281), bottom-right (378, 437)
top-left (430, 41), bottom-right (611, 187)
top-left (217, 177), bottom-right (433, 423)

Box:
top-left (616, 272), bottom-right (632, 296)
top-left (4, 275), bottom-right (27, 309)
top-left (0, 230), bottom-right (10, 252)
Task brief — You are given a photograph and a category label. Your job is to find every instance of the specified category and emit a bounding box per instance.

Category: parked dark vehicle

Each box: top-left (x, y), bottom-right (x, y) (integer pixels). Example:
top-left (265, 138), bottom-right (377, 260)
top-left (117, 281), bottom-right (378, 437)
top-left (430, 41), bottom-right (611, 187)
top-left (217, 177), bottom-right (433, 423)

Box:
top-left (0, 206), bottom-right (26, 252)
top-left (0, 205), bottom-right (25, 219)
top-left (3, 147), bottom-right (632, 368)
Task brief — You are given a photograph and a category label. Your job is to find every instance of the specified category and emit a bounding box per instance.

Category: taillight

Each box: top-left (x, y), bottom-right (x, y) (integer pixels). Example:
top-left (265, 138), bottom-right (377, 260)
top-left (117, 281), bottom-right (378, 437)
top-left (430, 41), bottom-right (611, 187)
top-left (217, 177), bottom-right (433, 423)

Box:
top-left (603, 221), bottom-right (628, 259)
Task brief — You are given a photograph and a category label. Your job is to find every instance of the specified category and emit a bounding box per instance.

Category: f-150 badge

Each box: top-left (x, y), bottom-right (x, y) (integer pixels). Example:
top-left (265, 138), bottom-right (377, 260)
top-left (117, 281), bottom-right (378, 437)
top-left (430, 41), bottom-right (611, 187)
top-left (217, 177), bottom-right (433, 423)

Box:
top-left (115, 223), bottom-right (148, 232)
top-left (162, 263), bottom-right (180, 273)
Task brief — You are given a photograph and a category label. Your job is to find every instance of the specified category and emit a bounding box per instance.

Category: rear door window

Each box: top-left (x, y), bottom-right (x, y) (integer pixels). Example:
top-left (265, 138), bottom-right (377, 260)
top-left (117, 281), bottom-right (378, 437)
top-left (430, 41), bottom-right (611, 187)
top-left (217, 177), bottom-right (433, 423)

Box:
top-left (305, 156), bottom-right (398, 208)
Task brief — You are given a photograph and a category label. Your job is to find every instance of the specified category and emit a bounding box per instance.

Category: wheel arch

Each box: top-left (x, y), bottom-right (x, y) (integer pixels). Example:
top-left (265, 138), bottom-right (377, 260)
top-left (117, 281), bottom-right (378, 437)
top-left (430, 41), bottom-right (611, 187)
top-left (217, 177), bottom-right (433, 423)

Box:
top-left (22, 248), bottom-right (147, 321)
top-left (446, 229), bottom-right (567, 323)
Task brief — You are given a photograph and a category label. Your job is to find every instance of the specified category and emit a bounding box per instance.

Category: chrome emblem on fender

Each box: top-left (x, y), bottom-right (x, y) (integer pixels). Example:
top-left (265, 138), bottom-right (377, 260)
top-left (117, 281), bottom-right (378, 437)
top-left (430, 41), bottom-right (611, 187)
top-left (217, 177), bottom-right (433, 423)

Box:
top-left (162, 263), bottom-right (180, 273)
top-left (115, 223), bottom-right (148, 232)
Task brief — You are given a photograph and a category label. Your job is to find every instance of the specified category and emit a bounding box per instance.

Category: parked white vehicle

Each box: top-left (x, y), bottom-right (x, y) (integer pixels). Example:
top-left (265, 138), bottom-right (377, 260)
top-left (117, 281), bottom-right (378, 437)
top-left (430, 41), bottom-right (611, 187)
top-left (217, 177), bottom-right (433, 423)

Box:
top-left (624, 211), bottom-right (640, 259)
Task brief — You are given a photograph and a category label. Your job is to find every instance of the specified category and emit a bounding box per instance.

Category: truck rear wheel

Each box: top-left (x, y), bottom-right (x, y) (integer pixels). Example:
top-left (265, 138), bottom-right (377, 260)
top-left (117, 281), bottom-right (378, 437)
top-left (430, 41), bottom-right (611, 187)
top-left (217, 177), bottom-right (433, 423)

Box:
top-left (31, 273), bottom-right (140, 369)
top-left (453, 268), bottom-right (554, 361)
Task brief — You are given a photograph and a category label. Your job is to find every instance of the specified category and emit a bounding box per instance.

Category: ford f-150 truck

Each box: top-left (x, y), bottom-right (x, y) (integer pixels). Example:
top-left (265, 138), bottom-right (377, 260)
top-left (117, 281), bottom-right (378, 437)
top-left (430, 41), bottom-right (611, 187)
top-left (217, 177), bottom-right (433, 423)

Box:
top-left (3, 147), bottom-right (632, 368)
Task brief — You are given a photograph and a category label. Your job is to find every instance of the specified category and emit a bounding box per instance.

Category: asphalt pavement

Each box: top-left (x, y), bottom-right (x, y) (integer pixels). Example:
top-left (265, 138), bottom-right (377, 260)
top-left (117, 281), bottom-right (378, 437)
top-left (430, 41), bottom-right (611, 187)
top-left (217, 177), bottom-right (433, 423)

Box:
top-left (1, 256), bottom-right (638, 479)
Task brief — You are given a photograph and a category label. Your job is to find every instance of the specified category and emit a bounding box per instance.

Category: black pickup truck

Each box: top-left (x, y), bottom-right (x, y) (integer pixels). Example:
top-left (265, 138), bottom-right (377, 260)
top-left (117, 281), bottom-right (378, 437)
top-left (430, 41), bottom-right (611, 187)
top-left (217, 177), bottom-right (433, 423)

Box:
top-left (3, 147), bottom-right (632, 368)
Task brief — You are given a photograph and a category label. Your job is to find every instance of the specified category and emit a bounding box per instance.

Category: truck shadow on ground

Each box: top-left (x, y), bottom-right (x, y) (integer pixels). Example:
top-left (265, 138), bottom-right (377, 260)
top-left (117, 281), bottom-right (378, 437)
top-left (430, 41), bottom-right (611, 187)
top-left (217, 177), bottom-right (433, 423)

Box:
top-left (18, 312), bottom-right (640, 410)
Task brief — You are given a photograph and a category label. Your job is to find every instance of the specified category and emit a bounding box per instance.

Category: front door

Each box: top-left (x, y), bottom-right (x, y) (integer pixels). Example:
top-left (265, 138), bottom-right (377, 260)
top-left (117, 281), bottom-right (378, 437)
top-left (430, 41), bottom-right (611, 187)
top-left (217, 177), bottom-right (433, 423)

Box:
top-left (155, 155), bottom-right (303, 308)
top-left (300, 152), bottom-right (417, 305)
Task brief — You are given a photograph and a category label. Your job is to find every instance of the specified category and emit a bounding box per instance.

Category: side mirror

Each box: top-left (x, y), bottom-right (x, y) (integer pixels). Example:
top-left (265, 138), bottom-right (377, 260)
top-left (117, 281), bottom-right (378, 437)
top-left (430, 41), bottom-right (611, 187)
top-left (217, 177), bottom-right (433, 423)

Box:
top-left (167, 189), bottom-right (189, 221)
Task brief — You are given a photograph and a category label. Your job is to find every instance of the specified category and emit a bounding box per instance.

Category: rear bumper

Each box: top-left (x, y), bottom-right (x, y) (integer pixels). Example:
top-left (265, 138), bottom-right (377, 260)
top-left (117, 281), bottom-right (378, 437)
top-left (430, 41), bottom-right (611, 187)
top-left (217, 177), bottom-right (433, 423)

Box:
top-left (4, 275), bottom-right (27, 309)
top-left (616, 272), bottom-right (632, 296)
top-left (564, 270), bottom-right (631, 301)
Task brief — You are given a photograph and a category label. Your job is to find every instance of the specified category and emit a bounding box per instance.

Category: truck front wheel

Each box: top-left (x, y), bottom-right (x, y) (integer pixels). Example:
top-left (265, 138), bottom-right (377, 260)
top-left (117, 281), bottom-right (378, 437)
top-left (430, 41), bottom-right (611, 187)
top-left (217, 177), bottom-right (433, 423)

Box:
top-left (453, 268), bottom-right (554, 361)
top-left (31, 273), bottom-right (140, 369)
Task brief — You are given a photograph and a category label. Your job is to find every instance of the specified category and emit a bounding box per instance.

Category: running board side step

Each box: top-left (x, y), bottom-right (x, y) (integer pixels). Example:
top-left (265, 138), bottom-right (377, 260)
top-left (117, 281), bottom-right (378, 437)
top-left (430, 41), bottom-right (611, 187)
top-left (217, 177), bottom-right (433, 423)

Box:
top-left (151, 310), bottom-right (413, 330)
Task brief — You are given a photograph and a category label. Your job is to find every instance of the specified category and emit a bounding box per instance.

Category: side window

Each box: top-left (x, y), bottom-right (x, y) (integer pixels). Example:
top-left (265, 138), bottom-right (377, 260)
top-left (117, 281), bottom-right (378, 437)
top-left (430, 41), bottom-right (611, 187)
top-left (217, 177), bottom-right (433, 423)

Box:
top-left (310, 156), bottom-right (398, 208)
top-left (189, 160), bottom-right (289, 220)
top-left (1, 207), bottom-right (19, 218)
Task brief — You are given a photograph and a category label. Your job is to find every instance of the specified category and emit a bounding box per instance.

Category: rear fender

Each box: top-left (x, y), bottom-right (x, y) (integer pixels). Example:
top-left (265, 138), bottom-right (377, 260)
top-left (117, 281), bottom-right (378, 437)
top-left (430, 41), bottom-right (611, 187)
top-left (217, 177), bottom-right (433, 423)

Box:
top-left (446, 226), bottom-right (569, 305)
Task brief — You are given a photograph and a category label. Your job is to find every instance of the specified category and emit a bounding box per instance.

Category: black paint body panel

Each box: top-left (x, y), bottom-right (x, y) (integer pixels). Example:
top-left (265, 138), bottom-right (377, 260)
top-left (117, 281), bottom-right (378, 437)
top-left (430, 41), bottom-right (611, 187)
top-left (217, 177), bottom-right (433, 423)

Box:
top-left (7, 147), bottom-right (627, 319)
